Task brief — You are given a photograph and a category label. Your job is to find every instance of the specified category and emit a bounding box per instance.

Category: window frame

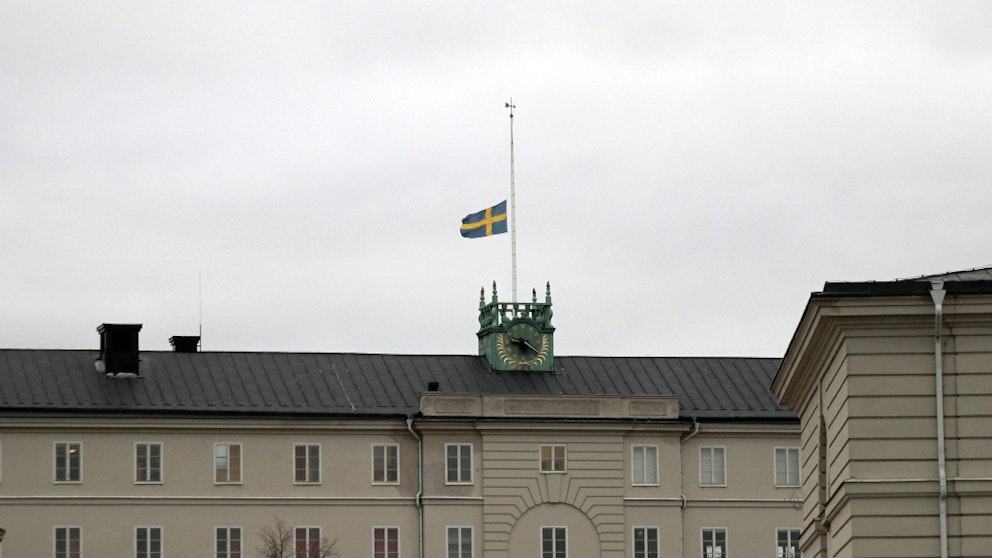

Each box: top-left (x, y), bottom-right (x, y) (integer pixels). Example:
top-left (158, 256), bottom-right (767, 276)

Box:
top-left (774, 447), bottom-right (801, 487)
top-left (135, 442), bottom-right (163, 484)
top-left (294, 526), bottom-right (321, 558)
top-left (541, 526), bottom-right (567, 558)
top-left (701, 527), bottom-right (727, 558)
top-left (294, 443), bottom-right (321, 485)
top-left (631, 445), bottom-right (659, 486)
top-left (539, 444), bottom-right (567, 473)
top-left (54, 526), bottom-right (82, 558)
top-left (446, 525), bottom-right (473, 558)
top-left (776, 528), bottom-right (801, 558)
top-left (135, 525), bottom-right (163, 558)
top-left (445, 443), bottom-right (473, 485)
top-left (373, 526), bottom-right (400, 558)
top-left (372, 443), bottom-right (400, 485)
top-left (632, 526), bottom-right (659, 558)
top-left (54, 441), bottom-right (83, 483)
top-left (699, 446), bottom-right (726, 487)
top-left (216, 526), bottom-right (242, 558)
top-left (215, 442), bottom-right (243, 485)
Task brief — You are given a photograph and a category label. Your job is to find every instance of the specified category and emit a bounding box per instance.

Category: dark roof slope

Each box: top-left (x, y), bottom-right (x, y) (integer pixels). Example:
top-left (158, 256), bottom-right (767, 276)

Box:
top-left (819, 266), bottom-right (992, 297)
top-left (0, 350), bottom-right (792, 421)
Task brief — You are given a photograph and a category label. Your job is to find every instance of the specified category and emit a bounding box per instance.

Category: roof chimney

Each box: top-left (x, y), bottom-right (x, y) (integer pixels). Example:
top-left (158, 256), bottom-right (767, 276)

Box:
top-left (169, 336), bottom-right (200, 353)
top-left (96, 323), bottom-right (142, 375)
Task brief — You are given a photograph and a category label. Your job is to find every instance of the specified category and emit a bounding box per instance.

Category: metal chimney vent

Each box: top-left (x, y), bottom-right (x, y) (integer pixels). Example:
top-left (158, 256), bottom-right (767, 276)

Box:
top-left (96, 323), bottom-right (142, 375)
top-left (169, 336), bottom-right (200, 353)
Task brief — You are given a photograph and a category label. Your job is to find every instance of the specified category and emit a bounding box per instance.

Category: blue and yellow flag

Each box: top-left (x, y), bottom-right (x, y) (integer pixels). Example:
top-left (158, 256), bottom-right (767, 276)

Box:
top-left (460, 200), bottom-right (508, 238)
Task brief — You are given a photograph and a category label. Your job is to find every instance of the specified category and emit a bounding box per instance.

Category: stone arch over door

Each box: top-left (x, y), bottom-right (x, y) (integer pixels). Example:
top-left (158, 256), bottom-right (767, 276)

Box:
top-left (508, 502), bottom-right (602, 558)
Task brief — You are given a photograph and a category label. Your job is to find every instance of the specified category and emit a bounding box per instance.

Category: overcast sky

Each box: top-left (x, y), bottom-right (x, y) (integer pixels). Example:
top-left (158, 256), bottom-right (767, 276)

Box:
top-left (3, 2), bottom-right (991, 358)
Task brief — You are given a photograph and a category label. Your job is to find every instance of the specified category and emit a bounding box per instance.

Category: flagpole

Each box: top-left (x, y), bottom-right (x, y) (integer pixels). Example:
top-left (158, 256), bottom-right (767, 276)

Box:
top-left (506, 99), bottom-right (517, 302)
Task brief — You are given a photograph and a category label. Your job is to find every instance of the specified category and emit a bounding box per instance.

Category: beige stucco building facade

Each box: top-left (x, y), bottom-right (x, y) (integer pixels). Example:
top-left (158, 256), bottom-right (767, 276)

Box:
top-left (0, 392), bottom-right (800, 557)
top-left (0, 314), bottom-right (802, 557)
top-left (774, 271), bottom-right (992, 558)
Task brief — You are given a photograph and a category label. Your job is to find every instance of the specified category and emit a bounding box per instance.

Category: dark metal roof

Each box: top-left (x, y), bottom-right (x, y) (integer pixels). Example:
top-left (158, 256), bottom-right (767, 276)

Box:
top-left (0, 350), bottom-right (793, 421)
top-left (820, 266), bottom-right (992, 298)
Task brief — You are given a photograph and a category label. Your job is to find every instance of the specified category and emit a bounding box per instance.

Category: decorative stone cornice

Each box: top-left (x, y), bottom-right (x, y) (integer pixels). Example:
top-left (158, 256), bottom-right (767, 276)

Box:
top-left (420, 393), bottom-right (679, 420)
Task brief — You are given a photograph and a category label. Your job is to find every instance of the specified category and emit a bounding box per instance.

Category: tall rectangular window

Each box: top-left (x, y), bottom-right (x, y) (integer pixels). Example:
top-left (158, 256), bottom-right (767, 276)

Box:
top-left (216, 527), bottom-right (242, 558)
top-left (295, 527), bottom-right (321, 558)
top-left (632, 445), bottom-right (658, 485)
top-left (54, 526), bottom-right (81, 558)
top-left (135, 442), bottom-right (162, 483)
top-left (541, 526), bottom-right (566, 558)
top-left (215, 443), bottom-right (242, 484)
top-left (633, 527), bottom-right (659, 558)
top-left (445, 444), bottom-right (472, 484)
top-left (776, 528), bottom-right (801, 558)
top-left (372, 444), bottom-right (399, 484)
top-left (775, 447), bottom-right (800, 486)
top-left (373, 526), bottom-right (399, 558)
top-left (701, 528), bottom-right (726, 558)
top-left (540, 444), bottom-right (566, 473)
top-left (294, 444), bottom-right (320, 484)
top-left (54, 442), bottom-right (82, 483)
top-left (699, 447), bottom-right (726, 486)
top-left (446, 526), bottom-right (472, 558)
top-left (136, 526), bottom-right (162, 558)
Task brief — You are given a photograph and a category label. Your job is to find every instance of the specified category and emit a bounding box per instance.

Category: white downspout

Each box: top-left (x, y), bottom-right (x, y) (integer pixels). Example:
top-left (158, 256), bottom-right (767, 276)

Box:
top-left (679, 418), bottom-right (700, 558)
top-left (406, 418), bottom-right (424, 558)
top-left (929, 281), bottom-right (949, 558)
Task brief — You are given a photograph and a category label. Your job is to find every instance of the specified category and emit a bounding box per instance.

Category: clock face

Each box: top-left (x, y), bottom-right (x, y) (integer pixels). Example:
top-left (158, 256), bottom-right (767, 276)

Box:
top-left (496, 321), bottom-right (549, 368)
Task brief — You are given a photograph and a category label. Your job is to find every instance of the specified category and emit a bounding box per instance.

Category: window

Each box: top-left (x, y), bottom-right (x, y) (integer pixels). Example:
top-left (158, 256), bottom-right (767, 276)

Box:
top-left (295, 527), bottom-right (321, 558)
top-left (446, 444), bottom-right (472, 484)
top-left (54, 526), bottom-right (81, 558)
top-left (215, 443), bottom-right (242, 484)
top-left (136, 526), bottom-right (162, 558)
top-left (776, 528), bottom-right (801, 558)
top-left (699, 447), bottom-right (725, 486)
top-left (632, 445), bottom-right (658, 485)
top-left (541, 526), bottom-right (566, 558)
top-left (135, 443), bottom-right (162, 483)
top-left (373, 526), bottom-right (399, 558)
top-left (294, 444), bottom-right (320, 484)
top-left (540, 444), bottom-right (566, 473)
top-left (702, 528), bottom-right (726, 558)
top-left (633, 527), bottom-right (659, 558)
top-left (372, 444), bottom-right (399, 484)
top-left (775, 448), bottom-right (800, 487)
top-left (446, 526), bottom-right (472, 558)
top-left (216, 527), bottom-right (242, 558)
top-left (54, 442), bottom-right (82, 483)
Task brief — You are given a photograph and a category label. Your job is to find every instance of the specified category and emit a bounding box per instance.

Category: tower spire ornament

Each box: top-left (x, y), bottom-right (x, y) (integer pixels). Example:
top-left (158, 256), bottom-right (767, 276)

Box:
top-left (477, 282), bottom-right (555, 372)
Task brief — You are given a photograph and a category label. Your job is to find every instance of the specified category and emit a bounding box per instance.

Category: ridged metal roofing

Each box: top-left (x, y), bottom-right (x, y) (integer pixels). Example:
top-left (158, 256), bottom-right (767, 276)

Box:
top-left (0, 350), bottom-right (793, 421)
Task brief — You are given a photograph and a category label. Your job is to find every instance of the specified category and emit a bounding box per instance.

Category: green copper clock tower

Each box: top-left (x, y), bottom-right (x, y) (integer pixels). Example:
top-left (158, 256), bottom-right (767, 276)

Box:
top-left (477, 282), bottom-right (555, 372)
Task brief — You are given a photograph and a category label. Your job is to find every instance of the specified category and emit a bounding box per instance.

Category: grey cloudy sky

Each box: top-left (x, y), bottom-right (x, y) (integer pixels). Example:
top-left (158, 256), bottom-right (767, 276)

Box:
top-left (3, 2), bottom-right (991, 358)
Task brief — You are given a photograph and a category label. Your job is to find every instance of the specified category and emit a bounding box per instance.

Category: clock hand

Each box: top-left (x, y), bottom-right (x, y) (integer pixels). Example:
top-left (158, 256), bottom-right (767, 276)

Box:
top-left (511, 337), bottom-right (538, 353)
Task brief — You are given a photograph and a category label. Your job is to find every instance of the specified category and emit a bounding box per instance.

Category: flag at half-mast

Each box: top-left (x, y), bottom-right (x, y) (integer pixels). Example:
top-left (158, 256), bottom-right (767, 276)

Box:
top-left (460, 200), bottom-right (508, 238)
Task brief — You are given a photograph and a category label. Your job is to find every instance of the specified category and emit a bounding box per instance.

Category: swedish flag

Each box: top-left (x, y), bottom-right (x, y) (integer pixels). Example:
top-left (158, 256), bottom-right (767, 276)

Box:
top-left (460, 200), bottom-right (508, 238)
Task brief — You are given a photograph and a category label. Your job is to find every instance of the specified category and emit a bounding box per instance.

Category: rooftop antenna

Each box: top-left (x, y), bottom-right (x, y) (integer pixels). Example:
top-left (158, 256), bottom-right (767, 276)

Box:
top-left (506, 99), bottom-right (518, 302)
top-left (198, 271), bottom-right (203, 351)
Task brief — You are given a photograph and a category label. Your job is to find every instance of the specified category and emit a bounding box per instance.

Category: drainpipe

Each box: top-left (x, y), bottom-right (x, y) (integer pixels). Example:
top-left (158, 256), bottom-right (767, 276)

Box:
top-left (406, 418), bottom-right (424, 558)
top-left (679, 418), bottom-right (701, 558)
top-left (929, 281), bottom-right (948, 558)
